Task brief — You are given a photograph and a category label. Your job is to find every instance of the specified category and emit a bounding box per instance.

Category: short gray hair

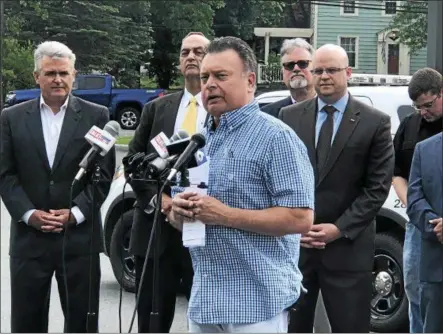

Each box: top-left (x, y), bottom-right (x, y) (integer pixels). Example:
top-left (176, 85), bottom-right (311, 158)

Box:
top-left (280, 38), bottom-right (314, 60)
top-left (34, 41), bottom-right (76, 72)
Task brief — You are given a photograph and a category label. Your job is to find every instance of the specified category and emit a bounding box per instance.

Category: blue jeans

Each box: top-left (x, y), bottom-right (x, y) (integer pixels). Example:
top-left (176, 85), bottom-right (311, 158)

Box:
top-left (403, 223), bottom-right (423, 333)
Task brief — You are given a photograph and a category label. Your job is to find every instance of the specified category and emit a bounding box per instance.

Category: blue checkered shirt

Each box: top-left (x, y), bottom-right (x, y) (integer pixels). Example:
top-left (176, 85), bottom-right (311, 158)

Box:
top-left (173, 101), bottom-right (315, 324)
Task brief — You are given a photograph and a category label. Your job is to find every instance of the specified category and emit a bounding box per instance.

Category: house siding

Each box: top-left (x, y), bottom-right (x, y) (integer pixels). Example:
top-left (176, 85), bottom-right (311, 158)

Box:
top-left (315, 2), bottom-right (427, 75)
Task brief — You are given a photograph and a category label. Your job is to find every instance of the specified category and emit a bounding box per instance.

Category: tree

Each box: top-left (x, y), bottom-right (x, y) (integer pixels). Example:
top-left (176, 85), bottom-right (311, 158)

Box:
top-left (148, 0), bottom-right (224, 88)
top-left (387, 0), bottom-right (427, 55)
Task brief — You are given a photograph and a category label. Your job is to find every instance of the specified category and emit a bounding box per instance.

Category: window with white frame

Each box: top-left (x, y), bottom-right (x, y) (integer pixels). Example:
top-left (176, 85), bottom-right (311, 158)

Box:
top-left (339, 37), bottom-right (357, 68)
top-left (342, 0), bottom-right (357, 14)
top-left (385, 1), bottom-right (397, 15)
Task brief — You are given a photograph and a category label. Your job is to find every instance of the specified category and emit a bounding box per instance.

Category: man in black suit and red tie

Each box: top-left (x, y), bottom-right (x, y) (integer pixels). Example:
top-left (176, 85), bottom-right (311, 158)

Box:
top-left (0, 41), bottom-right (115, 333)
top-left (261, 38), bottom-right (316, 117)
top-left (126, 32), bottom-right (210, 333)
top-left (279, 44), bottom-right (394, 333)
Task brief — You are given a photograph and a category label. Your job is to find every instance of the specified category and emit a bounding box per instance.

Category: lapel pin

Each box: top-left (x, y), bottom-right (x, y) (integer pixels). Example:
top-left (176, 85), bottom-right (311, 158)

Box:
top-left (350, 118), bottom-right (355, 122)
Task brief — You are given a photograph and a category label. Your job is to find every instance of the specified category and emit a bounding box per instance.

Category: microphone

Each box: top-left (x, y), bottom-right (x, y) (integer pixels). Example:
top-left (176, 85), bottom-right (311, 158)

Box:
top-left (166, 133), bottom-right (206, 182)
top-left (73, 120), bottom-right (120, 184)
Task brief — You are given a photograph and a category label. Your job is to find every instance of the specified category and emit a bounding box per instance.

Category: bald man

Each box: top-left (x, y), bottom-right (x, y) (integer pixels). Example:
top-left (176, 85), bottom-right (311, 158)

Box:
top-left (126, 32), bottom-right (210, 333)
top-left (279, 44), bottom-right (394, 332)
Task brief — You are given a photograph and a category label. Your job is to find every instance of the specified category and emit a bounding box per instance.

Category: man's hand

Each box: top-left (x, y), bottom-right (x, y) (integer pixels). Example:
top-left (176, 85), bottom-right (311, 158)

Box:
top-left (300, 223), bottom-right (342, 249)
top-left (48, 209), bottom-right (77, 229)
top-left (189, 194), bottom-right (230, 225)
top-left (28, 210), bottom-right (63, 233)
top-left (168, 192), bottom-right (198, 227)
top-left (161, 195), bottom-right (173, 216)
top-left (430, 218), bottom-right (442, 243)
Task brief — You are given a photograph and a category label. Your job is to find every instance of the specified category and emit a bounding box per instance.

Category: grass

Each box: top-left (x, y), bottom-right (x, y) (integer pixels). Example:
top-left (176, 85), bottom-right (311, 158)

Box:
top-left (116, 136), bottom-right (133, 145)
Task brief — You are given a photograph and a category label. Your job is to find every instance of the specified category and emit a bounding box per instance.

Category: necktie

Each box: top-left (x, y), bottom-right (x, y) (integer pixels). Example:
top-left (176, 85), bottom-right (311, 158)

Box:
top-left (181, 96), bottom-right (198, 135)
top-left (316, 105), bottom-right (336, 175)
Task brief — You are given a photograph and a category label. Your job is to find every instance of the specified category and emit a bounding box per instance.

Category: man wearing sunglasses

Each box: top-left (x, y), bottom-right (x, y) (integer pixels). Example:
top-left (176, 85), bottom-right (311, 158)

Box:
top-left (262, 38), bottom-right (316, 118)
top-left (392, 67), bottom-right (442, 333)
top-left (279, 44), bottom-right (394, 333)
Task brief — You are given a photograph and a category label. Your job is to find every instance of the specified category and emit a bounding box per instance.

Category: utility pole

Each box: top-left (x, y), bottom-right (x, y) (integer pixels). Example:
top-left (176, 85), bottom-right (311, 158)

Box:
top-left (0, 0), bottom-right (4, 109)
top-left (427, 1), bottom-right (442, 74)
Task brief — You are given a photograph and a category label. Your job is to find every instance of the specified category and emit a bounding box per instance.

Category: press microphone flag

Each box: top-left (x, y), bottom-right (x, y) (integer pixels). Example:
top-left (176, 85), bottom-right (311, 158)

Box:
top-left (73, 121), bottom-right (120, 184)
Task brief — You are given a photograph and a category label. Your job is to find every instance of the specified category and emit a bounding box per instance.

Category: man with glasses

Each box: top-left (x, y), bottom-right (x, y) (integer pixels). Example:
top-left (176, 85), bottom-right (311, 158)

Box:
top-left (392, 67), bottom-right (442, 333)
top-left (262, 38), bottom-right (316, 117)
top-left (279, 44), bottom-right (394, 332)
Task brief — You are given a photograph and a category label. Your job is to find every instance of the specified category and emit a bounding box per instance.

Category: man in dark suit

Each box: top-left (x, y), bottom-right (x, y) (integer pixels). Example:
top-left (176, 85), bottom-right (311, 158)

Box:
top-left (0, 41), bottom-right (115, 333)
top-left (279, 44), bottom-right (394, 333)
top-left (407, 132), bottom-right (443, 333)
top-left (126, 32), bottom-right (210, 333)
top-left (261, 38), bottom-right (316, 117)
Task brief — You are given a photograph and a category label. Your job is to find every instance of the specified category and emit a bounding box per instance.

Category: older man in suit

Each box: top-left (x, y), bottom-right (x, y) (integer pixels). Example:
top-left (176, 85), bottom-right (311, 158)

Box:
top-left (0, 41), bottom-right (115, 332)
top-left (279, 44), bottom-right (394, 333)
top-left (126, 32), bottom-right (210, 333)
top-left (261, 38), bottom-right (316, 117)
top-left (407, 132), bottom-right (443, 333)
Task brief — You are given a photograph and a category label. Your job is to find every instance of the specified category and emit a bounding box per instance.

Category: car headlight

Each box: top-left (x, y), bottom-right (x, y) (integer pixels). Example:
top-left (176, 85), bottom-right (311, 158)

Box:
top-left (6, 93), bottom-right (16, 102)
top-left (113, 164), bottom-right (125, 180)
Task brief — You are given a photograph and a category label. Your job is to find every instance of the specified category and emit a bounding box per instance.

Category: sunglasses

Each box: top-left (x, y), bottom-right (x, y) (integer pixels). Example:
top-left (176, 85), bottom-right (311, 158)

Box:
top-left (282, 60), bottom-right (311, 71)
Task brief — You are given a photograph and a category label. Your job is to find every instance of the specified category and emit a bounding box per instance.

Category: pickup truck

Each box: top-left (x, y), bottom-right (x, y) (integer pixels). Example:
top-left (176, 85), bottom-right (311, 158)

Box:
top-left (4, 74), bottom-right (165, 130)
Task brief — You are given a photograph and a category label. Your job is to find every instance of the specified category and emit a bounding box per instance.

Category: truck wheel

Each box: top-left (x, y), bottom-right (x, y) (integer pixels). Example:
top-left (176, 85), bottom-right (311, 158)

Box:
top-left (370, 232), bottom-right (409, 332)
top-left (118, 107), bottom-right (140, 130)
top-left (110, 209), bottom-right (136, 293)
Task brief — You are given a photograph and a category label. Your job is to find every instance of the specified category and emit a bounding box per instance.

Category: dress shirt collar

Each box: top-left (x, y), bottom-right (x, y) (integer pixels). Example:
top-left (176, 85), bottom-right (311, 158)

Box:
top-left (40, 94), bottom-right (70, 113)
top-left (183, 87), bottom-right (203, 106)
top-left (317, 92), bottom-right (349, 114)
top-left (207, 99), bottom-right (259, 132)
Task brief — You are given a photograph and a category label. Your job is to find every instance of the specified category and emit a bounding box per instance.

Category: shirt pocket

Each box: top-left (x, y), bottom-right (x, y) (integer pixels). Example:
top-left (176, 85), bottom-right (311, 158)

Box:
top-left (217, 158), bottom-right (263, 195)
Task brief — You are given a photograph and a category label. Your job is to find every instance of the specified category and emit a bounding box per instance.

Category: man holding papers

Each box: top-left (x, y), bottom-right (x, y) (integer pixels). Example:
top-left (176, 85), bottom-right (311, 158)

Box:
top-left (168, 36), bottom-right (315, 333)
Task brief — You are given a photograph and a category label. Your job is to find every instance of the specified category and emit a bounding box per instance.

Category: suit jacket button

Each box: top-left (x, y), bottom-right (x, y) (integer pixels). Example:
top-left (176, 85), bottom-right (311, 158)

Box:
top-left (49, 181), bottom-right (54, 185)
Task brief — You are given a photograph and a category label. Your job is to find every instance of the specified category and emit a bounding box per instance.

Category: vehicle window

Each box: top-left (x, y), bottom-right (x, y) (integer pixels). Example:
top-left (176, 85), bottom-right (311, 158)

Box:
top-left (73, 77), bottom-right (84, 90)
top-left (397, 105), bottom-right (415, 122)
top-left (77, 77), bottom-right (106, 90)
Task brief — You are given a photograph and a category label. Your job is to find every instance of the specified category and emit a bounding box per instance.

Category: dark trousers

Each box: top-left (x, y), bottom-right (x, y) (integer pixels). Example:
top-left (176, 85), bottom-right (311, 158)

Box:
top-left (10, 252), bottom-right (101, 333)
top-left (289, 256), bottom-right (372, 333)
top-left (134, 243), bottom-right (193, 333)
top-left (420, 281), bottom-right (443, 333)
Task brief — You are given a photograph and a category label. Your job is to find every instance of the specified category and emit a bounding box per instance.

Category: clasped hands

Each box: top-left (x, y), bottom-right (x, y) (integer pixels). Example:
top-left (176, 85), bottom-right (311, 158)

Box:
top-left (301, 223), bottom-right (342, 249)
top-left (429, 218), bottom-right (443, 243)
top-left (29, 209), bottom-right (77, 233)
top-left (163, 192), bottom-right (229, 227)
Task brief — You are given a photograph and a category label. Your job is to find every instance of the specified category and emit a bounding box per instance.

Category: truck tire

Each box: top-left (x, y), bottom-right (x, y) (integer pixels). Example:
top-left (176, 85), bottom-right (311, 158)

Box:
top-left (110, 209), bottom-right (136, 293)
top-left (371, 232), bottom-right (409, 332)
top-left (118, 107), bottom-right (140, 130)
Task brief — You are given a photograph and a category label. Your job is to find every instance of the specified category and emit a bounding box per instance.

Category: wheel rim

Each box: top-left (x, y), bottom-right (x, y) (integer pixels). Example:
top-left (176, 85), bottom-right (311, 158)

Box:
top-left (121, 226), bottom-right (135, 279)
top-left (121, 111), bottom-right (137, 128)
top-left (371, 252), bottom-right (404, 320)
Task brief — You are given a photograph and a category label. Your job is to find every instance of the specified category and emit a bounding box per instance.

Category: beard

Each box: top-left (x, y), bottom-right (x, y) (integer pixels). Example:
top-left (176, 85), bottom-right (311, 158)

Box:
top-left (289, 76), bottom-right (308, 89)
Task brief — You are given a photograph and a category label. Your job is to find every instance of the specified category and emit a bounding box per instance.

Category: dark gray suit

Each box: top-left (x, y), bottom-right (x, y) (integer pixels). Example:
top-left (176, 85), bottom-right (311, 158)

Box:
top-left (0, 96), bottom-right (115, 333)
top-left (407, 132), bottom-right (443, 333)
top-left (279, 95), bottom-right (394, 332)
top-left (261, 96), bottom-right (292, 117)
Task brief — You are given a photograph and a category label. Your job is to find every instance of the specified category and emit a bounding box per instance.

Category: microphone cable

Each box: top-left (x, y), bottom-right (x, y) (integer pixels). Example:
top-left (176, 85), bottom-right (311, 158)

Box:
top-left (118, 179), bottom-right (129, 333)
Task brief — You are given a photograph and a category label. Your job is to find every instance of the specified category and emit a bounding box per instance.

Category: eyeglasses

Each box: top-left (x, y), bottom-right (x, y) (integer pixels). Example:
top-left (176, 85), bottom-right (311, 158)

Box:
top-left (282, 60), bottom-right (311, 71)
top-left (311, 67), bottom-right (347, 76)
top-left (412, 95), bottom-right (440, 111)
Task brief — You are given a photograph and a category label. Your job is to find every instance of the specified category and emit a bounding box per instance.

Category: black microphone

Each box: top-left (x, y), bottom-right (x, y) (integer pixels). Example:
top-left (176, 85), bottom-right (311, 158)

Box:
top-left (73, 120), bottom-right (120, 185)
top-left (166, 133), bottom-right (206, 182)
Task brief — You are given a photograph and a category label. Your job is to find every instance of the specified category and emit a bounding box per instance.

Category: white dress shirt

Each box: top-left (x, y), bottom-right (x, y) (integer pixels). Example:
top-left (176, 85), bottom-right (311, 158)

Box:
top-left (174, 88), bottom-right (207, 134)
top-left (22, 95), bottom-right (85, 225)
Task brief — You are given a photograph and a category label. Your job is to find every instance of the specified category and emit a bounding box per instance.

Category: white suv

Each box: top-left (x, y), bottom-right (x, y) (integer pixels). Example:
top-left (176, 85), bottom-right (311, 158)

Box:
top-left (101, 84), bottom-right (414, 333)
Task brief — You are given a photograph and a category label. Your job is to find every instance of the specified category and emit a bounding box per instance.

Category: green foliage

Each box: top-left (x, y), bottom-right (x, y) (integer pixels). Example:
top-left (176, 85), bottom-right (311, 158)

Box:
top-left (3, 38), bottom-right (36, 93)
top-left (387, 0), bottom-right (427, 55)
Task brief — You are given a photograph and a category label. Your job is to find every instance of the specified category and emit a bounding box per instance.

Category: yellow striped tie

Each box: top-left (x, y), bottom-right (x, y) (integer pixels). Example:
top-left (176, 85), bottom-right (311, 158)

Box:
top-left (181, 96), bottom-right (198, 135)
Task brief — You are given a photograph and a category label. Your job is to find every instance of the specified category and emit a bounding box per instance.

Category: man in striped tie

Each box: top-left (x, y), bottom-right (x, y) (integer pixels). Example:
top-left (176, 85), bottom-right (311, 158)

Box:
top-left (126, 32), bottom-right (210, 333)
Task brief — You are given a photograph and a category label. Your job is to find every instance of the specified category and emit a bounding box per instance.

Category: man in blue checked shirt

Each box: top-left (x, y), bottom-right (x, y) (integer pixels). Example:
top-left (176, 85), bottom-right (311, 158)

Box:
top-left (167, 36), bottom-right (315, 333)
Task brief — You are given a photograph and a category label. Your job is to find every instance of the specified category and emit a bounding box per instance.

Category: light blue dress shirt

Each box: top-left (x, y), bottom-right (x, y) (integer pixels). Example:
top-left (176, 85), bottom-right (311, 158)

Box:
top-left (315, 93), bottom-right (349, 146)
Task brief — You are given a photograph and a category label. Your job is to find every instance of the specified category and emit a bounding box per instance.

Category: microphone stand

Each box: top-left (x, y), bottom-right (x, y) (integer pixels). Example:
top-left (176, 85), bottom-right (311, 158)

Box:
top-left (86, 164), bottom-right (100, 333)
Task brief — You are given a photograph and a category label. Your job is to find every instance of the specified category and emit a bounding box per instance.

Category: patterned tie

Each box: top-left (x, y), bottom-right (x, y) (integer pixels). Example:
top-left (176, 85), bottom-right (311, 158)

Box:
top-left (316, 105), bottom-right (337, 175)
top-left (181, 96), bottom-right (198, 135)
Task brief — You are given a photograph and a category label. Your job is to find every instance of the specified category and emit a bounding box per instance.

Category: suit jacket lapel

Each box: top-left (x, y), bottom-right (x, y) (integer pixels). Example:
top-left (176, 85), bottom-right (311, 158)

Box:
top-left (318, 96), bottom-right (360, 184)
top-left (26, 99), bottom-right (51, 172)
top-left (162, 91), bottom-right (184, 138)
top-left (51, 96), bottom-right (82, 172)
top-left (436, 134), bottom-right (442, 180)
top-left (299, 99), bottom-right (317, 174)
